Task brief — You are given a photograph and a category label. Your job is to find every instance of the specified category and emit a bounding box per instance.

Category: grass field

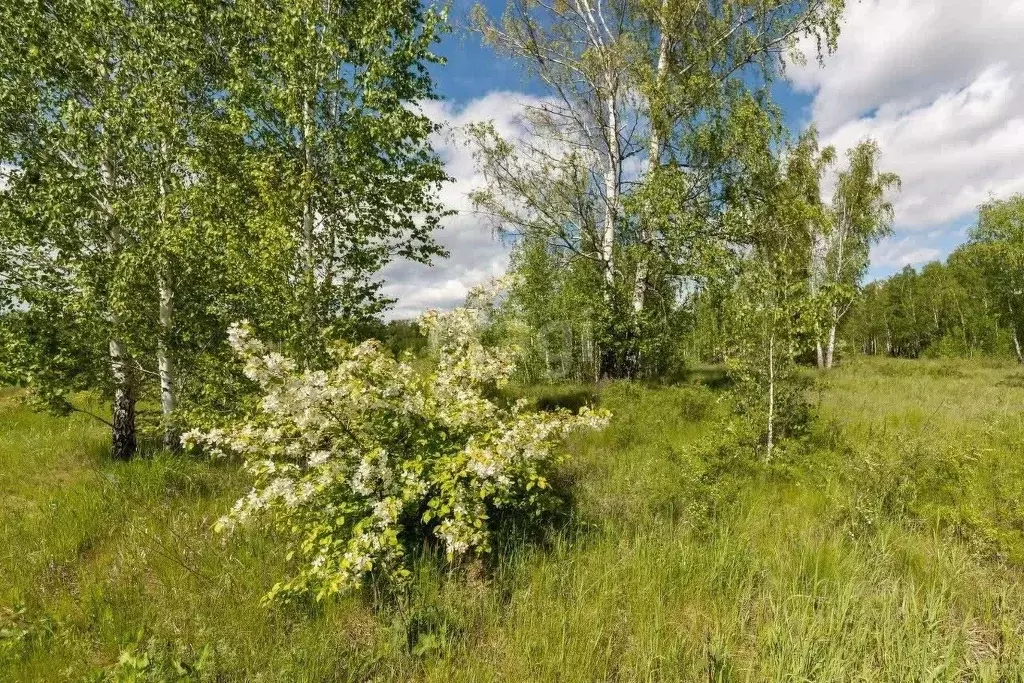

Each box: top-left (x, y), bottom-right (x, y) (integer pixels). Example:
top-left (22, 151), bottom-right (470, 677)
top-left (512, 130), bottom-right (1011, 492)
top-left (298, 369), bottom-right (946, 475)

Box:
top-left (3, 357), bottom-right (1024, 681)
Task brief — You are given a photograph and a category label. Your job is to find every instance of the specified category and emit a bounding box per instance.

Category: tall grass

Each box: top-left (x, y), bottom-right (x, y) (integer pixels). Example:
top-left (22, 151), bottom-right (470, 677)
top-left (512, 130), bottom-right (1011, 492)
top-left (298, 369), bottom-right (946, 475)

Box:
top-left (2, 360), bottom-right (1024, 681)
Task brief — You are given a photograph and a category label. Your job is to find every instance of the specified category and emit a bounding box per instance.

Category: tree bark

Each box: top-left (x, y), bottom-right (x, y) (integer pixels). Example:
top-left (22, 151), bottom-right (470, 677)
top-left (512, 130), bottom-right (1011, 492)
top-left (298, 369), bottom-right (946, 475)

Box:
top-left (601, 90), bottom-right (619, 292)
top-left (632, 0), bottom-right (669, 314)
top-left (825, 322), bottom-right (837, 369)
top-left (816, 340), bottom-right (825, 369)
top-left (301, 95), bottom-right (317, 365)
top-left (110, 337), bottom-right (137, 461)
top-left (156, 155), bottom-right (179, 451)
top-left (102, 158), bottom-right (137, 461)
top-left (1009, 303), bottom-right (1022, 364)
top-left (157, 274), bottom-right (179, 451)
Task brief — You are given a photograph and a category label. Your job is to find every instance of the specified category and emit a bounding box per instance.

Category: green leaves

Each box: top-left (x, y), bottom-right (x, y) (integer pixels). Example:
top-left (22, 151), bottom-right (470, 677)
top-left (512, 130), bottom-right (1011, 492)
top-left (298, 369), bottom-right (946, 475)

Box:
top-left (0, 0), bottom-right (453, 450)
top-left (971, 195), bottom-right (1024, 349)
top-left (469, 0), bottom-right (847, 379)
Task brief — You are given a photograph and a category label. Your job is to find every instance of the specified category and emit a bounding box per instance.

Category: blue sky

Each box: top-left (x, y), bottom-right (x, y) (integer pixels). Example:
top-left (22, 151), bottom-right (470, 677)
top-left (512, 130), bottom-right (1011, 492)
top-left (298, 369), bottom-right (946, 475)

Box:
top-left (382, 0), bottom-right (1024, 317)
top-left (431, 0), bottom-right (539, 97)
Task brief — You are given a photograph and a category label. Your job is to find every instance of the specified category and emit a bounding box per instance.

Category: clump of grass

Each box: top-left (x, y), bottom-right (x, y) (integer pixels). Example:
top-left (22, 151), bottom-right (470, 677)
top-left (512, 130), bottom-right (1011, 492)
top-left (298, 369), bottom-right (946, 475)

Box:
top-left (3, 360), bottom-right (1024, 680)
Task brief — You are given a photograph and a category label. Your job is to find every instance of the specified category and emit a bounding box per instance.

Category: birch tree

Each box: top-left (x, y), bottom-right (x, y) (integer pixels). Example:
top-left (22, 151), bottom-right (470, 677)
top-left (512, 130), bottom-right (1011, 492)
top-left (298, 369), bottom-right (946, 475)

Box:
top-left (125, 0), bottom-right (232, 451)
top-left (0, 0), bottom-right (247, 457)
top-left (841, 240), bottom-right (1019, 361)
top-left (630, 0), bottom-right (842, 310)
top-left (0, 0), bottom-right (453, 457)
top-left (469, 0), bottom-right (843, 377)
top-left (0, 0), bottom-right (162, 459)
top-left (224, 0), bottom-right (450, 368)
top-left (971, 194), bottom-right (1024, 363)
top-left (813, 139), bottom-right (900, 369)
top-left (728, 131), bottom-right (824, 459)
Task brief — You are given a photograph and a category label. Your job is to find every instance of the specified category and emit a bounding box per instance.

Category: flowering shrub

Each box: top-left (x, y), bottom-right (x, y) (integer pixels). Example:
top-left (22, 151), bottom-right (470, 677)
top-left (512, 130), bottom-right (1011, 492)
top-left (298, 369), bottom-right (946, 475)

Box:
top-left (184, 306), bottom-right (609, 603)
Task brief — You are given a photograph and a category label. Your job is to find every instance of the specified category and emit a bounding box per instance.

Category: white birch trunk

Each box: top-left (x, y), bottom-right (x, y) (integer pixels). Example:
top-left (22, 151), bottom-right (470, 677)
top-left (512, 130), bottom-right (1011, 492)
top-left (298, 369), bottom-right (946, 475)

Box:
top-left (632, 1), bottom-right (670, 313)
top-left (825, 320), bottom-right (837, 369)
top-left (156, 154), bottom-right (179, 451)
top-left (1008, 302), bottom-right (1023, 364)
top-left (602, 90), bottom-right (618, 292)
top-left (102, 158), bottom-right (136, 461)
top-left (820, 207), bottom-right (848, 371)
top-left (109, 337), bottom-right (136, 461)
top-left (157, 275), bottom-right (178, 451)
top-left (301, 96), bottom-right (317, 362)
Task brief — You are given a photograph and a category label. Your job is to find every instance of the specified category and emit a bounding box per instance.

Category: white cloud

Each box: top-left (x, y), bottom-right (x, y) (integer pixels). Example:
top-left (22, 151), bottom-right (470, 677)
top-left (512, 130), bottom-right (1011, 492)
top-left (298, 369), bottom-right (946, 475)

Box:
top-left (870, 237), bottom-right (940, 269)
top-left (380, 91), bottom-right (541, 320)
top-left (792, 0), bottom-right (1024, 132)
top-left (821, 64), bottom-right (1024, 230)
top-left (791, 0), bottom-right (1024, 270)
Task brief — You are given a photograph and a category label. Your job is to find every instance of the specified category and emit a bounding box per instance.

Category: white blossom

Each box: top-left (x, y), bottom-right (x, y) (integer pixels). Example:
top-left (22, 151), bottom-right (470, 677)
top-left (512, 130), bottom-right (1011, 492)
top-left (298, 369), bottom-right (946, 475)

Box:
top-left (187, 303), bottom-right (610, 602)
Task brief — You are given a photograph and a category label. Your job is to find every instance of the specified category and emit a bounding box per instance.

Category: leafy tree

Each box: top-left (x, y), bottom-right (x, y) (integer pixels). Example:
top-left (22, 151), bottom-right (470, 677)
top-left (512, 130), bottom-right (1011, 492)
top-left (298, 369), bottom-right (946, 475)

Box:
top-left (971, 194), bottom-right (1024, 363)
top-left (223, 0), bottom-right (451, 368)
top-left (492, 238), bottom-right (605, 383)
top-left (0, 0), bottom-right (221, 458)
top-left (468, 0), bottom-right (843, 378)
top-left (812, 140), bottom-right (900, 368)
top-left (726, 130), bottom-right (827, 458)
top-left (0, 0), bottom-right (453, 459)
top-left (841, 242), bottom-right (1013, 360)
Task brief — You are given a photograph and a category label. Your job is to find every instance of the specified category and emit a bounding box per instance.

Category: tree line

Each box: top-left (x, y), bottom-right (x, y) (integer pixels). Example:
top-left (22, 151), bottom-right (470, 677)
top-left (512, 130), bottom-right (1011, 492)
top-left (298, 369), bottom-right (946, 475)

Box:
top-left (843, 195), bottom-right (1024, 362)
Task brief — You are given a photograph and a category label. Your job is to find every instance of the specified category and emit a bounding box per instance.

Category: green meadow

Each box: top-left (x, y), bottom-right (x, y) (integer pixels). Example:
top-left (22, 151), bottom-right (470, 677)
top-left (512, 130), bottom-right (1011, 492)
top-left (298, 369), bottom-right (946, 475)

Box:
top-left (3, 357), bottom-right (1024, 681)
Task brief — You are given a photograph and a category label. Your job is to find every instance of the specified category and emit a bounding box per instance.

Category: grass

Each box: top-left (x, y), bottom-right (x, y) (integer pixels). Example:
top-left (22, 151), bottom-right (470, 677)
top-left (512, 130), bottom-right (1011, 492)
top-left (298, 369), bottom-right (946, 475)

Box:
top-left (2, 358), bottom-right (1024, 680)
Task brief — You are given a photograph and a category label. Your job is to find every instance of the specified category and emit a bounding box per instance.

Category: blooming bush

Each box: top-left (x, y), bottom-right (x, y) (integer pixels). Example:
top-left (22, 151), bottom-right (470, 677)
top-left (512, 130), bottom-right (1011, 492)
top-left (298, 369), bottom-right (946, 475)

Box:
top-left (184, 305), bottom-right (609, 603)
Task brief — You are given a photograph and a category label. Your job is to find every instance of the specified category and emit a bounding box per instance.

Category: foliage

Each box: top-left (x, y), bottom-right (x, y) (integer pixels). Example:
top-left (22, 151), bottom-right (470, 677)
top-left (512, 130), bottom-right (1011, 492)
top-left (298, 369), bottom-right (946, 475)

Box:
top-left (183, 308), bottom-right (609, 602)
top-left (722, 128), bottom-right (832, 457)
top-left (810, 138), bottom-right (901, 368)
top-left (971, 194), bottom-right (1024, 361)
top-left (222, 0), bottom-right (451, 365)
top-left (843, 197), bottom-right (1024, 362)
top-left (490, 239), bottom-right (605, 384)
top-left (87, 636), bottom-right (217, 683)
top-left (468, 0), bottom-right (844, 378)
top-left (726, 259), bottom-right (814, 458)
top-left (0, 0), bottom-right (451, 458)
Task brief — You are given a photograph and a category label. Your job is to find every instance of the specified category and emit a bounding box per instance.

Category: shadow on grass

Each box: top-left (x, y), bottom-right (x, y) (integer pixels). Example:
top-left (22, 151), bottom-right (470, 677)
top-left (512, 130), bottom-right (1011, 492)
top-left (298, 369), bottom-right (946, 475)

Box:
top-left (498, 384), bottom-right (601, 413)
top-left (678, 366), bottom-right (732, 390)
top-left (533, 387), bottom-right (600, 412)
top-left (997, 372), bottom-right (1024, 388)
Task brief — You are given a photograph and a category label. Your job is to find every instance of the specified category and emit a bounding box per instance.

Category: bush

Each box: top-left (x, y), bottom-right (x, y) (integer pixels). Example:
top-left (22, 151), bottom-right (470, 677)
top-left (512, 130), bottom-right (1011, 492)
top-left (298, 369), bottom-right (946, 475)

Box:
top-left (184, 307), bottom-right (609, 603)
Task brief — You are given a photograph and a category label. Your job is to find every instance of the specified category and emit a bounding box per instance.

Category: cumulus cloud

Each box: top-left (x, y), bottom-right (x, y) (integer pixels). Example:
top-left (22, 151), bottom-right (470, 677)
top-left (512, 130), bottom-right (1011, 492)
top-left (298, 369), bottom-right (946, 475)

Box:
top-left (792, 0), bottom-right (1024, 132)
top-left (870, 237), bottom-right (941, 270)
top-left (380, 91), bottom-right (541, 320)
top-left (790, 0), bottom-right (1024, 275)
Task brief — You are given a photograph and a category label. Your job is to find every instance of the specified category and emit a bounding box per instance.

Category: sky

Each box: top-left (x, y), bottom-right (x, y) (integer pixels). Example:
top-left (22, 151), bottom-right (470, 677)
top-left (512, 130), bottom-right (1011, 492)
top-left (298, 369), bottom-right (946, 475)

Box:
top-left (381, 0), bottom-right (1024, 319)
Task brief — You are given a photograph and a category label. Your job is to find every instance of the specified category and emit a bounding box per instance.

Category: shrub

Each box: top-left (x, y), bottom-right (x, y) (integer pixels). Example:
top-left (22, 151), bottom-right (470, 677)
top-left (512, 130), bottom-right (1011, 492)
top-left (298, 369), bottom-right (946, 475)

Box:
top-left (184, 307), bottom-right (609, 603)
